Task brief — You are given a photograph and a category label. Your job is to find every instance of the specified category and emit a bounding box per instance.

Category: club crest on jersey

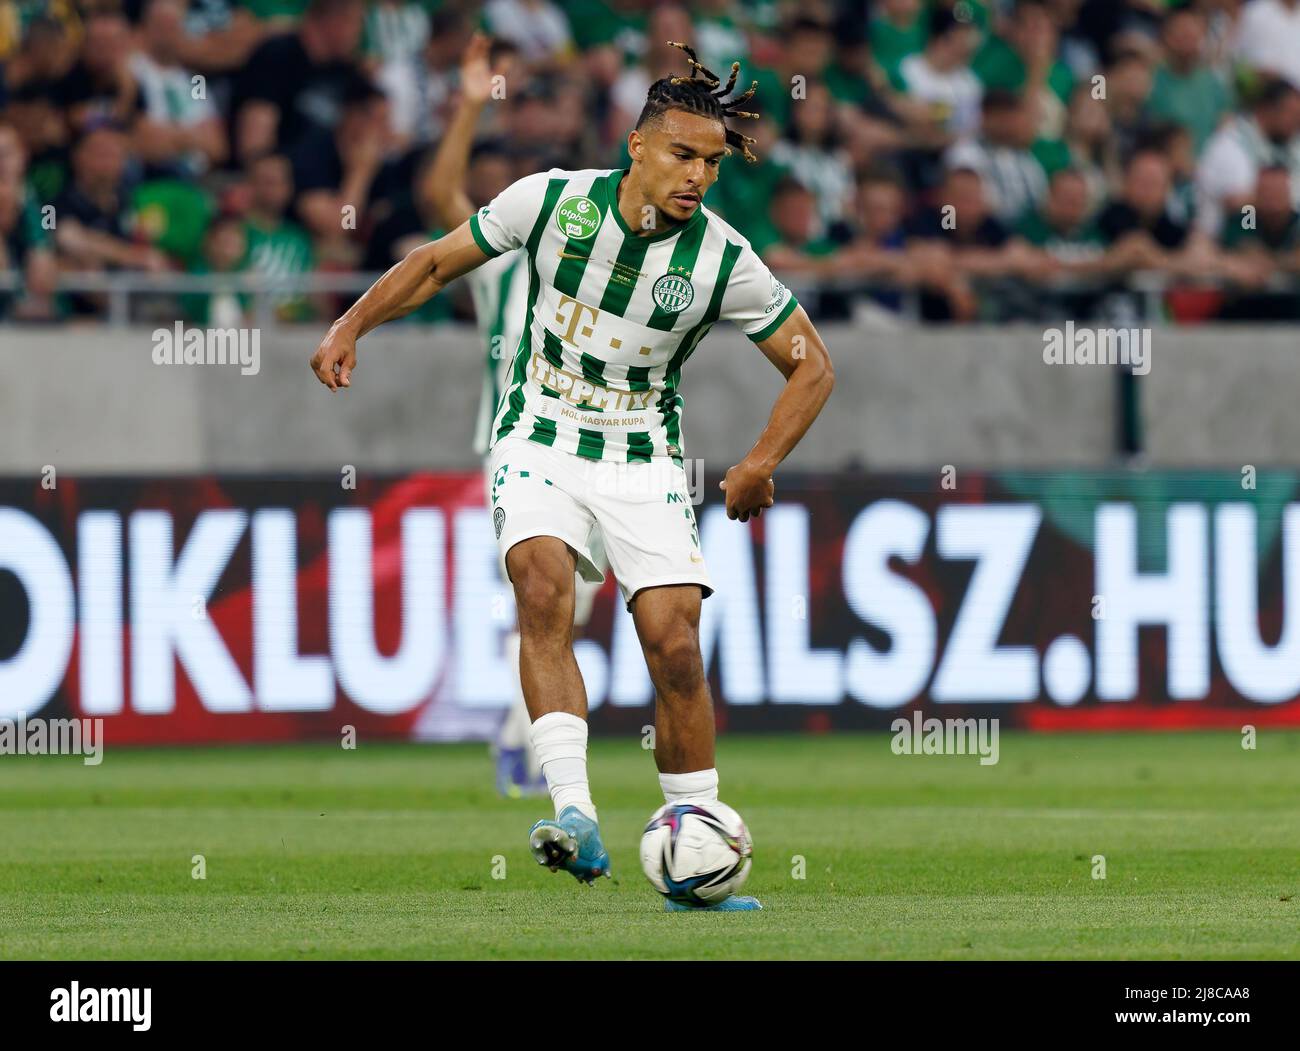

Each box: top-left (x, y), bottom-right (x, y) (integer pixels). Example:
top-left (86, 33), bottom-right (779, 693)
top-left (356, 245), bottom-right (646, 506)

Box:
top-left (652, 272), bottom-right (695, 313)
top-left (555, 195), bottom-right (602, 240)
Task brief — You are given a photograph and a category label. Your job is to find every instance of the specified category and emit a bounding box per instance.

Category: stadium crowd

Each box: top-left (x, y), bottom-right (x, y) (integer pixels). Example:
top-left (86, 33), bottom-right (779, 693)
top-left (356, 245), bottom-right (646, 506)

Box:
top-left (3, 0), bottom-right (1300, 324)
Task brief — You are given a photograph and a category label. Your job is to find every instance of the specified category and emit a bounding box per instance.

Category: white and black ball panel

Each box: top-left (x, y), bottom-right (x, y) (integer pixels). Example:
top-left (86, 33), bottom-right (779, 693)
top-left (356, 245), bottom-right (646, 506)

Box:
top-left (639, 801), bottom-right (753, 906)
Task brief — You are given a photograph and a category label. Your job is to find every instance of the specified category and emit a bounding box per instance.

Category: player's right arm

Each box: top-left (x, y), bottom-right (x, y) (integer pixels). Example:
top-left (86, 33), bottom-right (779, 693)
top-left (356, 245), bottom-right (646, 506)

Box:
top-left (310, 222), bottom-right (490, 390)
top-left (310, 167), bottom-right (549, 391)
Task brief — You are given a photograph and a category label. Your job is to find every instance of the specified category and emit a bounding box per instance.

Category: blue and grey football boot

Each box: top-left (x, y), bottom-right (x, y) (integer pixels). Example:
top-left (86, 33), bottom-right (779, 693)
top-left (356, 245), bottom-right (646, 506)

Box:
top-left (528, 805), bottom-right (611, 883)
top-left (664, 895), bottom-right (763, 912)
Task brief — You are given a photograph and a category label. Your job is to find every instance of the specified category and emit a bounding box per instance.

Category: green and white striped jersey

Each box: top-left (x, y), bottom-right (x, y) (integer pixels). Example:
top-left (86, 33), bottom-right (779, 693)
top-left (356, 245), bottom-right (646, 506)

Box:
top-left (468, 166), bottom-right (800, 463)
top-left (464, 249), bottom-right (529, 457)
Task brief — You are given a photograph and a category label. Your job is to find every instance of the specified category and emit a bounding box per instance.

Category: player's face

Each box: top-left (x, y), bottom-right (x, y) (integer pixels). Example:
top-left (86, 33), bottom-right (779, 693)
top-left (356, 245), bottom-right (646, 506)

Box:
top-left (631, 109), bottom-right (727, 225)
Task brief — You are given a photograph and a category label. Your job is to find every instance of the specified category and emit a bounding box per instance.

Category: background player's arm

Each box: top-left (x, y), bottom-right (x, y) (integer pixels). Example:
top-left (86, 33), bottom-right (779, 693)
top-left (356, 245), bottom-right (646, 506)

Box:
top-left (720, 305), bottom-right (834, 521)
top-left (310, 222), bottom-right (490, 390)
top-left (423, 33), bottom-right (499, 230)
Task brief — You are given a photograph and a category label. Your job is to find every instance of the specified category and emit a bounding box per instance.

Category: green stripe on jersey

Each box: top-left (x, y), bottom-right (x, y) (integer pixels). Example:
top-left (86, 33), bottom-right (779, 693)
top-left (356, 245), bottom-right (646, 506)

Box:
top-left (624, 364), bottom-right (653, 462)
top-left (495, 177), bottom-right (568, 443)
top-left (660, 240), bottom-right (743, 452)
top-left (646, 214), bottom-right (709, 331)
top-left (468, 212), bottom-right (504, 258)
top-left (552, 172), bottom-right (613, 299)
top-left (748, 294), bottom-right (799, 343)
top-left (597, 227), bottom-right (652, 317)
top-left (575, 427), bottom-right (605, 460)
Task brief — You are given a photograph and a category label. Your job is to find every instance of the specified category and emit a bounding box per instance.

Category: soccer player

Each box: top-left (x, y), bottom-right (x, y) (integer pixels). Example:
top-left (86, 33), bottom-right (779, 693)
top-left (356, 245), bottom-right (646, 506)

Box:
top-left (423, 33), bottom-right (609, 798)
top-left (310, 43), bottom-right (835, 911)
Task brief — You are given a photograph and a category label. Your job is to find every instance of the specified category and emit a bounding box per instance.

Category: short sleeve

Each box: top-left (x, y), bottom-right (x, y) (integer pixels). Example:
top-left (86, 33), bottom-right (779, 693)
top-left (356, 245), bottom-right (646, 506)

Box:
top-left (468, 170), bottom-right (552, 258)
top-left (719, 242), bottom-right (800, 342)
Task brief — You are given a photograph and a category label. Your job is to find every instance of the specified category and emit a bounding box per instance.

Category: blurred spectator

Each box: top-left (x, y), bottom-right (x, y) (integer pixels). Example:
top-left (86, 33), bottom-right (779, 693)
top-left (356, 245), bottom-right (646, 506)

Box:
top-left (1146, 5), bottom-right (1233, 151)
top-left (609, 5), bottom-right (695, 143)
top-left (1104, 47), bottom-right (1155, 163)
top-left (1143, 122), bottom-right (1198, 226)
top-left (131, 0), bottom-right (228, 177)
top-left (906, 165), bottom-right (1044, 319)
top-left (1016, 166), bottom-right (1106, 269)
top-left (751, 175), bottom-right (841, 273)
top-left (243, 151), bottom-right (315, 320)
top-left (972, 0), bottom-right (1075, 141)
top-left (1220, 163), bottom-right (1300, 259)
top-left (178, 0), bottom-right (272, 75)
top-left (52, 123), bottom-right (165, 270)
top-left (183, 212), bottom-right (248, 326)
top-left (842, 167), bottom-right (915, 312)
top-left (1216, 163), bottom-right (1300, 315)
top-left (1060, 83), bottom-right (1120, 206)
top-left (52, 122), bottom-right (170, 316)
top-left (1235, 0), bottom-right (1300, 90)
top-left (363, 0), bottom-right (431, 68)
top-left (3, 13), bottom-right (74, 94)
top-left (377, 8), bottom-right (473, 148)
top-left (769, 81), bottom-right (856, 237)
top-left (1098, 147), bottom-right (1220, 276)
top-left (53, 8), bottom-right (141, 134)
top-left (287, 78), bottom-right (405, 260)
top-left (750, 15), bottom-right (838, 131)
top-left (871, 0), bottom-right (928, 92)
top-left (231, 0), bottom-right (369, 163)
top-left (484, 0), bottom-right (574, 71)
top-left (1195, 76), bottom-right (1300, 236)
top-left (0, 168), bottom-right (58, 320)
top-left (900, 6), bottom-right (984, 143)
top-left (945, 89), bottom-right (1050, 225)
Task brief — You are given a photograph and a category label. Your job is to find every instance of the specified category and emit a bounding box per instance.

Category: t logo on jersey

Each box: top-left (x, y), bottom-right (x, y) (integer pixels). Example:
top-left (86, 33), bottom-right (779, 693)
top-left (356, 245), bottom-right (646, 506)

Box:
top-left (652, 272), bottom-right (694, 313)
top-left (555, 195), bottom-right (602, 240)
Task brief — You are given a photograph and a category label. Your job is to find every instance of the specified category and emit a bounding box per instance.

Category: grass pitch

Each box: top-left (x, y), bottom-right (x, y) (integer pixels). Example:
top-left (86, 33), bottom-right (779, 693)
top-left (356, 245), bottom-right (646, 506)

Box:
top-left (0, 730), bottom-right (1296, 960)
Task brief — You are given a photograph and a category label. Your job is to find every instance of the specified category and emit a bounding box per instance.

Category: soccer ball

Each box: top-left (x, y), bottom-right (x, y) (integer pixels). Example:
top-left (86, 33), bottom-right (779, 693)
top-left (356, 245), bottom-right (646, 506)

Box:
top-left (639, 801), bottom-right (753, 907)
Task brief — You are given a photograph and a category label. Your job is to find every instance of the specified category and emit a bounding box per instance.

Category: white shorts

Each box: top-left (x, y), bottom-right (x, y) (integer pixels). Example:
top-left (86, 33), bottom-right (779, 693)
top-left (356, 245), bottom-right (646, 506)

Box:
top-left (486, 435), bottom-right (712, 609)
top-left (482, 457), bottom-right (608, 625)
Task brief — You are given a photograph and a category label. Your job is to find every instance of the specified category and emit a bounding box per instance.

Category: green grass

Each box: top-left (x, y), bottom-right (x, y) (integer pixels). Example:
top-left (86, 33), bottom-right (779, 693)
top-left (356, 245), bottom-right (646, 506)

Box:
top-left (0, 730), bottom-right (1297, 959)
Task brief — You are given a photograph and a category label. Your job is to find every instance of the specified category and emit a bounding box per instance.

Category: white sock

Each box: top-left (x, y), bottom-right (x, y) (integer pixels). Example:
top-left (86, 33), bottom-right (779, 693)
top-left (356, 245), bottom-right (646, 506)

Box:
top-left (530, 711), bottom-right (596, 820)
top-left (659, 768), bottom-right (719, 804)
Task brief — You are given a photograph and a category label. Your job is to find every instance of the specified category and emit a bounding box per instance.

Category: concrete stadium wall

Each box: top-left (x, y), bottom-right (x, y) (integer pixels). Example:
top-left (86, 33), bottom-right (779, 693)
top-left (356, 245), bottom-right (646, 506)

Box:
top-left (0, 323), bottom-right (1289, 473)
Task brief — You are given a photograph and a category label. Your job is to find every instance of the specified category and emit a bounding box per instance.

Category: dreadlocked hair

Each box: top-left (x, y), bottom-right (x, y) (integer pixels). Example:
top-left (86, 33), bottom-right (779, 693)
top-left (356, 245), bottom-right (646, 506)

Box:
top-left (635, 41), bottom-right (760, 163)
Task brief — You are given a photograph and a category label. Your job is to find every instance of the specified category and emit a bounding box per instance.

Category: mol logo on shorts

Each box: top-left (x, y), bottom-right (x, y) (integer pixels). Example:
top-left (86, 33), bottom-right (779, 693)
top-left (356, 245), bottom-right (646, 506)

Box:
top-left (555, 196), bottom-right (602, 240)
top-left (652, 272), bottom-right (694, 313)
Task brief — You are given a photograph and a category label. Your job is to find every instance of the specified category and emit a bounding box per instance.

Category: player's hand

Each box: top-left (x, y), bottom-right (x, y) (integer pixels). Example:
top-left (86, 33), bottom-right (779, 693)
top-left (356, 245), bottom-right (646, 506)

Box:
top-left (310, 325), bottom-right (357, 391)
top-left (460, 32), bottom-right (495, 104)
top-left (720, 460), bottom-right (775, 522)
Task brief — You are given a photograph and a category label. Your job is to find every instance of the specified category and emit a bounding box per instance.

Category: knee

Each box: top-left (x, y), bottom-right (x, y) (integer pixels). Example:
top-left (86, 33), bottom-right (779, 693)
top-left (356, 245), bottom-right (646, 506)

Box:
top-left (510, 552), bottom-right (572, 635)
top-left (643, 626), bottom-right (704, 697)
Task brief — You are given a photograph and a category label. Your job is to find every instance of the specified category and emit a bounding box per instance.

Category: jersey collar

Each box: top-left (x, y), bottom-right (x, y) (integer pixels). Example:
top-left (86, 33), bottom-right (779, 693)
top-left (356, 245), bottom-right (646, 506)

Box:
top-left (608, 167), bottom-right (705, 244)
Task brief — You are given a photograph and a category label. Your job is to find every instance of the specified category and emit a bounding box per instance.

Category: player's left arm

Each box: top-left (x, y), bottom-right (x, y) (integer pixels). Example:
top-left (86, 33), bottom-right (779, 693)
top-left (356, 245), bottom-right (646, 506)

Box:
top-left (721, 305), bottom-right (834, 522)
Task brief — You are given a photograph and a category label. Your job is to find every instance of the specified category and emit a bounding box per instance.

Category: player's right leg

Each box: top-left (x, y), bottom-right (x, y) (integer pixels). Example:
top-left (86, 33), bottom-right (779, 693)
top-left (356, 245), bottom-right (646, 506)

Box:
top-left (488, 438), bottom-right (610, 883)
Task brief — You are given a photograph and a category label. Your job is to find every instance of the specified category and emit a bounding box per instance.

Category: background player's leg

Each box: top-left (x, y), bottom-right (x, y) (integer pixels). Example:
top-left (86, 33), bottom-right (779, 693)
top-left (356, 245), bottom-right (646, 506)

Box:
top-left (507, 535), bottom-right (597, 820)
top-left (631, 584), bottom-right (719, 803)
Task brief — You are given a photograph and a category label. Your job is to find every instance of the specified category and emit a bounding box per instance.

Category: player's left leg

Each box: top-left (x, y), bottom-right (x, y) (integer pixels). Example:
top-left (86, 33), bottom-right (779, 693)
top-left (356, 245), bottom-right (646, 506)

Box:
top-left (630, 584), bottom-right (716, 791)
top-left (630, 585), bottom-right (761, 911)
top-left (592, 459), bottom-right (758, 909)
